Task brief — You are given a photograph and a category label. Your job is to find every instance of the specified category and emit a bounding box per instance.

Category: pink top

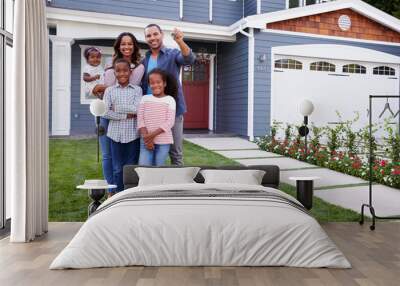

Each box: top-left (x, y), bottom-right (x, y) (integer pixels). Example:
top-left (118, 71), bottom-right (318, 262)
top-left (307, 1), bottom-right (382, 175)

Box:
top-left (104, 63), bottom-right (145, 87)
top-left (137, 95), bottom-right (176, 144)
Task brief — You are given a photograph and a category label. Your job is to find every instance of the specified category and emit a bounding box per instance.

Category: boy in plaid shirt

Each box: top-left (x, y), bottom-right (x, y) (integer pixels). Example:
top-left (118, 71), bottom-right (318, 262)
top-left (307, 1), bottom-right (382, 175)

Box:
top-left (103, 58), bottom-right (142, 196)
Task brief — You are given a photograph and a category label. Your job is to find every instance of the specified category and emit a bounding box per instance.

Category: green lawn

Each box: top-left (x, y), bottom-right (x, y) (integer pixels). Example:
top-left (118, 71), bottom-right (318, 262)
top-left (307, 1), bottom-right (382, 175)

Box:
top-left (49, 138), bottom-right (361, 222)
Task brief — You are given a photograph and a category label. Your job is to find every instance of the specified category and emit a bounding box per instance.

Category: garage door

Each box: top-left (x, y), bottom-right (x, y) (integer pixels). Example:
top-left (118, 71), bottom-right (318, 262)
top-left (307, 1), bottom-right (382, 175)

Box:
top-left (272, 47), bottom-right (400, 139)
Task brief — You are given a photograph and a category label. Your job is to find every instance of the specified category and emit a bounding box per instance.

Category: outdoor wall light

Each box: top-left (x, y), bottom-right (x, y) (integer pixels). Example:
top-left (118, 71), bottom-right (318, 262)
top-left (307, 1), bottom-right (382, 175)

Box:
top-left (258, 54), bottom-right (267, 63)
top-left (89, 99), bottom-right (106, 162)
top-left (298, 99), bottom-right (314, 160)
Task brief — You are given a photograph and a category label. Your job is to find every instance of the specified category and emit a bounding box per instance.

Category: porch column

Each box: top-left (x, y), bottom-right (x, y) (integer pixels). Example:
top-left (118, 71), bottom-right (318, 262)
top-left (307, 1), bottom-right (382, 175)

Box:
top-left (49, 36), bottom-right (74, 136)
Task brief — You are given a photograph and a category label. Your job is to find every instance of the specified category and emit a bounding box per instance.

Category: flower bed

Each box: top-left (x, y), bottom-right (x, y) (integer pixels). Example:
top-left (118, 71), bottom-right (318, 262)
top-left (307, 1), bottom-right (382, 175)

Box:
top-left (256, 121), bottom-right (400, 189)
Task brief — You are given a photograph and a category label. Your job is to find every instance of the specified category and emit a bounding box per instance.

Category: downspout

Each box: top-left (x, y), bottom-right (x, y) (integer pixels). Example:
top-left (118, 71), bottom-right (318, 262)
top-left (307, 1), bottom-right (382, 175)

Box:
top-left (238, 24), bottom-right (255, 141)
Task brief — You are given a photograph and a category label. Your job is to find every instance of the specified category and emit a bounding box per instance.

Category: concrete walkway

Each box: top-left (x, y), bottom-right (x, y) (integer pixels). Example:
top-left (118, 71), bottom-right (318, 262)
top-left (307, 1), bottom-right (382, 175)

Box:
top-left (185, 136), bottom-right (400, 217)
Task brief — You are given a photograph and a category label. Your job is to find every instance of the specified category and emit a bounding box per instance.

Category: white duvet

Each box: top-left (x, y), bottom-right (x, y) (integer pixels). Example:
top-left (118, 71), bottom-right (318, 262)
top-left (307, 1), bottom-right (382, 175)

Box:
top-left (50, 183), bottom-right (351, 269)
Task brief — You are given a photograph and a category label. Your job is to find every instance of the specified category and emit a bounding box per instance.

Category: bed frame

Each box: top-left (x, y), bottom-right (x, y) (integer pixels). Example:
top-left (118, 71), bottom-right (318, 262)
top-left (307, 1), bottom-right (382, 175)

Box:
top-left (123, 165), bottom-right (280, 190)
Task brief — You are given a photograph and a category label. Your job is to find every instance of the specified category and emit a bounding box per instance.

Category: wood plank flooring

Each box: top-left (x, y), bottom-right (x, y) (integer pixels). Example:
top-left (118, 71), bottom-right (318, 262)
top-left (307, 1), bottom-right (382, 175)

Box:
top-left (0, 222), bottom-right (399, 286)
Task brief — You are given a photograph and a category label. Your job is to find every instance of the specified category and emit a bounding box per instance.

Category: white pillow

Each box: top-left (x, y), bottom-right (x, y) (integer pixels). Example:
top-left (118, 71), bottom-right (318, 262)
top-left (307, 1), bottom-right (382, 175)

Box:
top-left (200, 169), bottom-right (266, 185)
top-left (136, 167), bottom-right (201, 186)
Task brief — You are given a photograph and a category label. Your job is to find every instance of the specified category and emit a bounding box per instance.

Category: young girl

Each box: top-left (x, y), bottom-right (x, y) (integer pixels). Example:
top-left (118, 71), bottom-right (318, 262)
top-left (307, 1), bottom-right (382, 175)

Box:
top-left (137, 68), bottom-right (177, 166)
top-left (82, 47), bottom-right (104, 97)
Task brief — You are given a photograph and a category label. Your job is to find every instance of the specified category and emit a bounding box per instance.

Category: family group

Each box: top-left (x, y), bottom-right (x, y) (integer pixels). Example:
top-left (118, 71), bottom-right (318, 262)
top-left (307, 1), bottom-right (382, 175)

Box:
top-left (82, 24), bottom-right (195, 196)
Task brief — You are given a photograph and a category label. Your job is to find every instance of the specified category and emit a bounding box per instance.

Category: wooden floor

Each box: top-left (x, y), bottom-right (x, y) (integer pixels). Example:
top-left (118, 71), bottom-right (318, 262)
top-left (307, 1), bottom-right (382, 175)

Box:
top-left (0, 222), bottom-right (399, 286)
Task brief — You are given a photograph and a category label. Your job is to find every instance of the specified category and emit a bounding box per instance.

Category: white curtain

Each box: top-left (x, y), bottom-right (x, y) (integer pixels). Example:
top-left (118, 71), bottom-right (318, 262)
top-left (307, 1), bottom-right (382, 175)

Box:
top-left (10, 0), bottom-right (49, 242)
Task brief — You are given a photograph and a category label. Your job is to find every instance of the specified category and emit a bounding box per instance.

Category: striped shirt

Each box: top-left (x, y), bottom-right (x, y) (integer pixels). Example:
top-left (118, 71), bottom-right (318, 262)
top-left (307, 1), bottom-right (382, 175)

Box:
top-left (103, 83), bottom-right (142, 143)
top-left (137, 95), bottom-right (176, 144)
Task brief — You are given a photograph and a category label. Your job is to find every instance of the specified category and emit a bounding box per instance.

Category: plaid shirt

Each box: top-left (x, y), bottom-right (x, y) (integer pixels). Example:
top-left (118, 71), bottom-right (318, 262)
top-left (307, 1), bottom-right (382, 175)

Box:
top-left (103, 83), bottom-right (142, 143)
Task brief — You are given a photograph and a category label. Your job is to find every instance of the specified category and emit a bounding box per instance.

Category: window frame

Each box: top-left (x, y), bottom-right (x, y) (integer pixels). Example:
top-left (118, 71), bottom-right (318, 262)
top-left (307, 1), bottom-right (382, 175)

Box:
top-left (79, 45), bottom-right (115, 105)
top-left (79, 45), bottom-right (148, 105)
top-left (310, 61), bottom-right (336, 72)
top-left (373, 66), bottom-right (396, 76)
top-left (274, 58), bottom-right (303, 70)
top-left (286, 0), bottom-right (332, 9)
top-left (342, 63), bottom-right (367, 74)
top-left (1, 0), bottom-right (14, 231)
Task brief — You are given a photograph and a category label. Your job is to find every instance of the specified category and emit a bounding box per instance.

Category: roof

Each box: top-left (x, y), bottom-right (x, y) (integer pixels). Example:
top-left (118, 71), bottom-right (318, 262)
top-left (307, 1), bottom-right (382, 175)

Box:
top-left (47, 0), bottom-right (400, 44)
top-left (241, 0), bottom-right (400, 34)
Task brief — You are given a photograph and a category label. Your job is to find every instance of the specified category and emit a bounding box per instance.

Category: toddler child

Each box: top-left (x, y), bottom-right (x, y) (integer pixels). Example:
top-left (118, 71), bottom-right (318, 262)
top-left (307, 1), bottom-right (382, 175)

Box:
top-left (83, 47), bottom-right (104, 97)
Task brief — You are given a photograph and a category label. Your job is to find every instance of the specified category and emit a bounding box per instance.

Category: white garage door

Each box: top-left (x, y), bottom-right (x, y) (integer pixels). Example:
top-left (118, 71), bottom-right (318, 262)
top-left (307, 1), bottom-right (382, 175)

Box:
top-left (272, 45), bottom-right (400, 138)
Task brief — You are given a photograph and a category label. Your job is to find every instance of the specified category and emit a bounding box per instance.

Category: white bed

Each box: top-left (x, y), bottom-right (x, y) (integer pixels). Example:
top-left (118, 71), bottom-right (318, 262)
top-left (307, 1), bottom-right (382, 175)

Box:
top-left (50, 183), bottom-right (351, 269)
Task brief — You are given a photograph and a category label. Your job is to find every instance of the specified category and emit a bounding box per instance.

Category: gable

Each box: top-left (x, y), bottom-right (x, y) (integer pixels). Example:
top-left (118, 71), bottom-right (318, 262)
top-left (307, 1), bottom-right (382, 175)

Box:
top-left (266, 8), bottom-right (400, 43)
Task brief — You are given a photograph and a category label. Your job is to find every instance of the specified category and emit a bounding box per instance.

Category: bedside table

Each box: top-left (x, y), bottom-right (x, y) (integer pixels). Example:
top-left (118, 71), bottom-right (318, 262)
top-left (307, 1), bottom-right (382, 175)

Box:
top-left (77, 180), bottom-right (117, 215)
top-left (288, 177), bottom-right (319, 210)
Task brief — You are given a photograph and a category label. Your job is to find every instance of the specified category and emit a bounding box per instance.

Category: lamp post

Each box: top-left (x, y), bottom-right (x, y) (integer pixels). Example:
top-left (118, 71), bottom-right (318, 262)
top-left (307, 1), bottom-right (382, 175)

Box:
top-left (89, 99), bottom-right (106, 162)
top-left (299, 99), bottom-right (314, 161)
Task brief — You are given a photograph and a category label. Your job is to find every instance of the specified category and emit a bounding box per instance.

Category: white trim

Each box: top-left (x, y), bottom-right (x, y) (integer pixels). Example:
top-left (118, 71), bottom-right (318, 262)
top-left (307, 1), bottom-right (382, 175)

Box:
top-left (262, 28), bottom-right (400, 47)
top-left (49, 36), bottom-right (74, 136)
top-left (209, 55), bottom-right (216, 131)
top-left (257, 0), bottom-right (261, 14)
top-left (46, 7), bottom-right (235, 42)
top-left (248, 28), bottom-right (255, 141)
top-left (272, 44), bottom-right (400, 64)
top-left (209, 0), bottom-right (213, 22)
top-left (180, 0), bottom-right (183, 20)
top-left (247, 0), bottom-right (400, 34)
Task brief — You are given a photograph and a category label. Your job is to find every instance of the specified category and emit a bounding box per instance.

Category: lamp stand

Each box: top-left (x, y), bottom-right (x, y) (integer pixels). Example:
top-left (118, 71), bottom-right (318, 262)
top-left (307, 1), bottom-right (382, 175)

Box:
top-left (304, 116), bottom-right (308, 161)
top-left (96, 116), bottom-right (100, 163)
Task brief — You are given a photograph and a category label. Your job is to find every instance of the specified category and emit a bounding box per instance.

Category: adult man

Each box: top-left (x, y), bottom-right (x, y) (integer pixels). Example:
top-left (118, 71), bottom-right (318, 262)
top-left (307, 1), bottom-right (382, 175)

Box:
top-left (142, 24), bottom-right (195, 166)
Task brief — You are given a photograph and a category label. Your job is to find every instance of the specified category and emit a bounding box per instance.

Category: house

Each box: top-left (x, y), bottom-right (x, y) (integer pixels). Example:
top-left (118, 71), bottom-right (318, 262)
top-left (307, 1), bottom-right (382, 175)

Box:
top-left (46, 0), bottom-right (400, 140)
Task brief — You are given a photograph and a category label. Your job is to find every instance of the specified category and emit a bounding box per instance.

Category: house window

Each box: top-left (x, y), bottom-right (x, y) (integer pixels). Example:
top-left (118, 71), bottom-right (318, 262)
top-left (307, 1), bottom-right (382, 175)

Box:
top-left (80, 45), bottom-right (114, 104)
top-left (80, 45), bottom-right (148, 104)
top-left (310, 61), bottom-right (336, 72)
top-left (373, 66), bottom-right (395, 76)
top-left (288, 0), bottom-right (332, 8)
top-left (275, 59), bottom-right (303, 70)
top-left (1, 0), bottom-right (14, 230)
top-left (343, 64), bottom-right (366, 74)
top-left (289, 0), bottom-right (301, 8)
top-left (183, 63), bottom-right (207, 82)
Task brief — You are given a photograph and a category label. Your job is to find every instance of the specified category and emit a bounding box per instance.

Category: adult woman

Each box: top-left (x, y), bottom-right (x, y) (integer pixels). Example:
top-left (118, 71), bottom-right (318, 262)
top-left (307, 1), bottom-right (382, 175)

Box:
top-left (92, 32), bottom-right (144, 196)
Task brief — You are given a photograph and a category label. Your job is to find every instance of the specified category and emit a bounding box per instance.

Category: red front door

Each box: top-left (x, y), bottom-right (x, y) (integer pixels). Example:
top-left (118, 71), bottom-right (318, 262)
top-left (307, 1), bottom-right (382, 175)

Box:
top-left (182, 62), bottom-right (209, 129)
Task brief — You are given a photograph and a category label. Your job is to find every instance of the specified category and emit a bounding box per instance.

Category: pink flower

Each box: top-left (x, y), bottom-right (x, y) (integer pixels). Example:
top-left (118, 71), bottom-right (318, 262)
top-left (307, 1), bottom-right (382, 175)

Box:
top-left (380, 160), bottom-right (387, 167)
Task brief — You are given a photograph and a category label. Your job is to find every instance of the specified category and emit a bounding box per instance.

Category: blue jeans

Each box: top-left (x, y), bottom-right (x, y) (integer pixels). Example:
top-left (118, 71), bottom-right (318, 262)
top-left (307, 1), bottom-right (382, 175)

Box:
top-left (99, 118), bottom-right (113, 191)
top-left (139, 139), bottom-right (171, 166)
top-left (110, 138), bottom-right (140, 193)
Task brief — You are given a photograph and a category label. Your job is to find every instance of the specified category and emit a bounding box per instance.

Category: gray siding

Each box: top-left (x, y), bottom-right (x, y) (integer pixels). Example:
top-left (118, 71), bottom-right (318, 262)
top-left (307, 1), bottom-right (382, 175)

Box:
top-left (216, 33), bottom-right (248, 136)
top-left (253, 31), bottom-right (400, 137)
top-left (47, 0), bottom-right (179, 21)
top-left (47, 0), bottom-right (246, 26)
top-left (183, 0), bottom-right (209, 23)
top-left (261, 0), bottom-right (286, 13)
top-left (212, 0), bottom-right (243, 25)
top-left (244, 0), bottom-right (257, 17)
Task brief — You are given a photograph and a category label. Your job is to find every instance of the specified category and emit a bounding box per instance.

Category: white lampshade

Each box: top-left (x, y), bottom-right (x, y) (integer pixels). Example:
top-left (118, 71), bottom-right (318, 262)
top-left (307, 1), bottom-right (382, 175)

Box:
top-left (89, 99), bottom-right (106, 117)
top-left (299, 99), bottom-right (314, 116)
